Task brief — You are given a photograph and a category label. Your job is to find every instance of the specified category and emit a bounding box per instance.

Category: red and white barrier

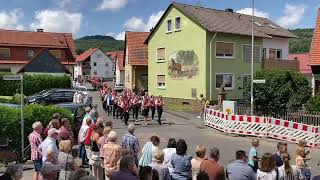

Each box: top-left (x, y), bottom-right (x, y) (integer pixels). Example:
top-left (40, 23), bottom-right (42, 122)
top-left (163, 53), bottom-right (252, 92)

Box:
top-left (205, 109), bottom-right (320, 148)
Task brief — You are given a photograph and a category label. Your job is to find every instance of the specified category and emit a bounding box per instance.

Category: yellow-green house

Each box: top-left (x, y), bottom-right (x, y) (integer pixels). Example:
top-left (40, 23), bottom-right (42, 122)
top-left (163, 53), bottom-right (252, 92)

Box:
top-left (145, 2), bottom-right (296, 102)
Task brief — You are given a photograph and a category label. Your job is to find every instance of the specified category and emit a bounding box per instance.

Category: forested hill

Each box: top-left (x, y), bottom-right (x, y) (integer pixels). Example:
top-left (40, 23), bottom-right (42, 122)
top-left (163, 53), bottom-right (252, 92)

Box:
top-left (289, 28), bottom-right (314, 54)
top-left (74, 35), bottom-right (124, 55)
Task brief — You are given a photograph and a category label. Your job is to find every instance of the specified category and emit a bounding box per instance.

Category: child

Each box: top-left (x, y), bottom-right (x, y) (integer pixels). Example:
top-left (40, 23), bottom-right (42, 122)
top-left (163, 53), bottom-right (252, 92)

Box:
top-left (248, 138), bottom-right (260, 172)
top-left (296, 139), bottom-right (310, 162)
top-left (296, 156), bottom-right (311, 180)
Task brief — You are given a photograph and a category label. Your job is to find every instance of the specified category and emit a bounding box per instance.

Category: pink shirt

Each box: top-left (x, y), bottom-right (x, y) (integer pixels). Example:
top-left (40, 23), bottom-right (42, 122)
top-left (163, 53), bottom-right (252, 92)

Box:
top-left (28, 131), bottom-right (43, 160)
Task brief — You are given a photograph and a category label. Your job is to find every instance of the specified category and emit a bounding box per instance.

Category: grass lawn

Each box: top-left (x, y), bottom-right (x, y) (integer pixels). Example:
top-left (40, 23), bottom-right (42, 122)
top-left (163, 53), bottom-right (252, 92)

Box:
top-left (0, 96), bottom-right (13, 103)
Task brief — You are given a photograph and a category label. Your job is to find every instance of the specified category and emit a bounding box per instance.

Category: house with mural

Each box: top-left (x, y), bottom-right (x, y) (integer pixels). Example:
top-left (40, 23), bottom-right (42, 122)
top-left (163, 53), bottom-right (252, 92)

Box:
top-left (107, 50), bottom-right (125, 86)
top-left (145, 2), bottom-right (296, 106)
top-left (0, 29), bottom-right (76, 75)
top-left (75, 48), bottom-right (115, 80)
top-left (124, 31), bottom-right (149, 92)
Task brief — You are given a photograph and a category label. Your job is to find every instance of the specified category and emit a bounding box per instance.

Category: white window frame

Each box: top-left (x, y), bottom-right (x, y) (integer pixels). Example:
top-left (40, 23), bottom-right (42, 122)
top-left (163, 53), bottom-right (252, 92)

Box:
top-left (241, 44), bottom-right (261, 63)
top-left (215, 73), bottom-right (235, 90)
top-left (156, 47), bottom-right (166, 63)
top-left (27, 49), bottom-right (34, 59)
top-left (174, 16), bottom-right (181, 31)
top-left (166, 19), bottom-right (172, 33)
top-left (215, 41), bottom-right (236, 59)
top-left (157, 75), bottom-right (166, 89)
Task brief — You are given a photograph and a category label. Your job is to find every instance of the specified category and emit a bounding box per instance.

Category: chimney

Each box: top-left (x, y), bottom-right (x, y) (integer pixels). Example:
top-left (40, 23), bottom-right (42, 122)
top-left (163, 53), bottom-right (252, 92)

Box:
top-left (225, 8), bottom-right (233, 13)
top-left (36, 28), bottom-right (44, 32)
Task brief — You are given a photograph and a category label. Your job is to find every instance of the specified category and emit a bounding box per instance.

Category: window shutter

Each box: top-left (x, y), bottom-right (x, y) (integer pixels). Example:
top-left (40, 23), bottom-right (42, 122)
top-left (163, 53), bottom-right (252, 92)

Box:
top-left (243, 45), bottom-right (260, 62)
top-left (157, 75), bottom-right (165, 83)
top-left (216, 42), bottom-right (234, 55)
top-left (157, 48), bottom-right (165, 60)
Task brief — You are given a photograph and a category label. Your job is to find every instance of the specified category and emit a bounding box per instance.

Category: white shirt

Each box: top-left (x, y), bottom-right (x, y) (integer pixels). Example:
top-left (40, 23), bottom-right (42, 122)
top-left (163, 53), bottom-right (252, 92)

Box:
top-left (38, 137), bottom-right (59, 163)
top-left (163, 148), bottom-right (176, 175)
top-left (78, 124), bottom-right (89, 143)
top-left (151, 145), bottom-right (159, 162)
top-left (76, 93), bottom-right (83, 104)
top-left (257, 169), bottom-right (278, 180)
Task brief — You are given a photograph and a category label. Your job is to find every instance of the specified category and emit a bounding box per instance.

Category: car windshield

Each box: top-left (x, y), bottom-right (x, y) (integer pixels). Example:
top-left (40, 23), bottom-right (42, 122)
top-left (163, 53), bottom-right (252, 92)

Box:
top-left (33, 89), bottom-right (52, 96)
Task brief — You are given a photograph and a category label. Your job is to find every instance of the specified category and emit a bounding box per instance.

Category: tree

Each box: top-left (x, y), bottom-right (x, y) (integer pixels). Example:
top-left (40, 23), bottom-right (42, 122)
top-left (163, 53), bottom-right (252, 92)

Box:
top-left (244, 70), bottom-right (312, 114)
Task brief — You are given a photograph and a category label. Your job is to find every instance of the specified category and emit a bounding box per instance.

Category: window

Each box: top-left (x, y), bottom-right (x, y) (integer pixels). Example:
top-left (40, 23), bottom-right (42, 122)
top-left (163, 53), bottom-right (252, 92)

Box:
top-left (50, 50), bottom-right (61, 60)
top-left (175, 17), bottom-right (181, 31)
top-left (216, 42), bottom-right (235, 59)
top-left (0, 48), bottom-right (10, 59)
top-left (105, 62), bottom-right (109, 67)
top-left (157, 75), bottom-right (166, 89)
top-left (268, 23), bottom-right (277, 29)
top-left (269, 49), bottom-right (282, 60)
top-left (157, 48), bottom-right (166, 62)
top-left (166, 19), bottom-right (172, 33)
top-left (262, 48), bottom-right (266, 60)
top-left (97, 54), bottom-right (102, 58)
top-left (93, 62), bottom-right (97, 66)
top-left (105, 71), bottom-right (109, 76)
top-left (242, 45), bottom-right (261, 63)
top-left (254, 21), bottom-right (263, 27)
top-left (242, 75), bottom-right (251, 90)
top-left (27, 50), bottom-right (34, 59)
top-left (0, 68), bottom-right (10, 72)
top-left (93, 70), bottom-right (97, 75)
top-left (216, 74), bottom-right (234, 89)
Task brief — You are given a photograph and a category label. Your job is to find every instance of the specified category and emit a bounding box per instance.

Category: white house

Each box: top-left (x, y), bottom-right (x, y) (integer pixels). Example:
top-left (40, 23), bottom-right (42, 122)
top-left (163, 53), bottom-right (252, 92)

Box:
top-left (75, 48), bottom-right (115, 80)
top-left (262, 37), bottom-right (289, 60)
top-left (106, 50), bottom-right (125, 86)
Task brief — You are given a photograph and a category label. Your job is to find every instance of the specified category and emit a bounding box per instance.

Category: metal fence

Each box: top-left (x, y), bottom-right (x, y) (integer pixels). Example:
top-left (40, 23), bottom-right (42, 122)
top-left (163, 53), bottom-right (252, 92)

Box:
top-left (237, 105), bottom-right (320, 126)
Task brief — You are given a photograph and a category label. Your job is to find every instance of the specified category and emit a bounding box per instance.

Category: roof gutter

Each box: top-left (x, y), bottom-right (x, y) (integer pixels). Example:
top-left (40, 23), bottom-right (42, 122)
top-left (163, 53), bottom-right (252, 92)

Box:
top-left (209, 32), bottom-right (218, 100)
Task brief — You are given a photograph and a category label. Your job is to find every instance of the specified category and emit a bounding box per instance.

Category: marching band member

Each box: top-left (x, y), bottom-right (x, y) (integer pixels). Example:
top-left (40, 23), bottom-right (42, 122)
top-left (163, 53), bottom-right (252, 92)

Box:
top-left (155, 95), bottom-right (164, 125)
top-left (149, 95), bottom-right (156, 121)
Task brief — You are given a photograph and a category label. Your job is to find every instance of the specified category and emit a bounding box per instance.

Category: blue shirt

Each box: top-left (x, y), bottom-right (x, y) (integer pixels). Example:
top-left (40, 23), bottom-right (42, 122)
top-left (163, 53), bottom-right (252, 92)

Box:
top-left (226, 160), bottom-right (256, 180)
top-left (274, 153), bottom-right (283, 167)
top-left (248, 147), bottom-right (257, 167)
top-left (121, 132), bottom-right (140, 157)
top-left (170, 153), bottom-right (192, 180)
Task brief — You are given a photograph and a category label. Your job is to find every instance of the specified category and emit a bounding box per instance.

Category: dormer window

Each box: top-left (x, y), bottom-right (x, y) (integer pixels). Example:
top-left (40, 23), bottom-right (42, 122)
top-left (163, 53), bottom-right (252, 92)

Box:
top-left (254, 21), bottom-right (263, 27)
top-left (268, 23), bottom-right (277, 29)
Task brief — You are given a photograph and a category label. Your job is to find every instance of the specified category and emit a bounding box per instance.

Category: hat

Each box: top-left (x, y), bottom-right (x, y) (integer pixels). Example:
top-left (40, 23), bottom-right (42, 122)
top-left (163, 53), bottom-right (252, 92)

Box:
top-left (48, 128), bottom-right (60, 136)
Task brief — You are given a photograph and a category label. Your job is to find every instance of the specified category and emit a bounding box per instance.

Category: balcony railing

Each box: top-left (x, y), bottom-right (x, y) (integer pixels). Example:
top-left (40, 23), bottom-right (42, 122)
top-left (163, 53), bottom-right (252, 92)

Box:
top-left (262, 58), bottom-right (299, 71)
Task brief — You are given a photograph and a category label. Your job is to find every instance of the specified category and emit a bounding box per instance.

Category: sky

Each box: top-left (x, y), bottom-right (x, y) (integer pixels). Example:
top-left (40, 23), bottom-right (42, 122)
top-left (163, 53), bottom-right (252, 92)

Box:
top-left (0, 0), bottom-right (319, 40)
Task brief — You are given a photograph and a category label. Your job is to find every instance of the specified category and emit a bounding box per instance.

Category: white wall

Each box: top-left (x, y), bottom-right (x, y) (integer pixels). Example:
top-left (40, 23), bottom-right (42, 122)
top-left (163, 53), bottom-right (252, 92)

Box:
top-left (90, 49), bottom-right (115, 79)
top-left (115, 60), bottom-right (125, 85)
top-left (262, 37), bottom-right (289, 59)
top-left (74, 63), bottom-right (82, 77)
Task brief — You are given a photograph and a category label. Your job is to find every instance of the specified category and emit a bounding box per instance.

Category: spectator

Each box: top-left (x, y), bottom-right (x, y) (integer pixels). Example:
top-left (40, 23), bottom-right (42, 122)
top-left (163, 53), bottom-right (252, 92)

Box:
top-left (90, 123), bottom-right (104, 180)
top-left (98, 126), bottom-right (112, 159)
top-left (152, 169), bottom-right (160, 180)
top-left (274, 142), bottom-right (288, 167)
top-left (197, 171), bottom-right (209, 180)
top-left (200, 147), bottom-right (225, 180)
top-left (43, 118), bottom-right (60, 138)
top-left (296, 139), bottom-right (310, 162)
top-left (139, 136), bottom-right (160, 167)
top-left (111, 155), bottom-right (139, 180)
top-left (248, 138), bottom-right (260, 172)
top-left (140, 166), bottom-right (153, 180)
top-left (104, 120), bottom-right (113, 129)
top-left (197, 94), bottom-right (205, 119)
top-left (58, 140), bottom-right (78, 180)
top-left (82, 107), bottom-right (92, 125)
top-left (38, 128), bottom-right (60, 163)
top-left (78, 117), bottom-right (92, 166)
top-left (191, 145), bottom-right (206, 180)
top-left (149, 150), bottom-right (171, 180)
top-left (79, 176), bottom-right (97, 180)
top-left (0, 164), bottom-right (23, 180)
top-left (257, 153), bottom-right (278, 180)
top-left (103, 131), bottom-right (122, 180)
top-left (122, 124), bottom-right (140, 166)
top-left (41, 149), bottom-right (62, 180)
top-left (278, 152), bottom-right (299, 180)
top-left (28, 121), bottom-right (43, 180)
top-left (163, 138), bottom-right (177, 176)
top-left (58, 118), bottom-right (73, 143)
top-left (295, 156), bottom-right (311, 180)
top-left (226, 150), bottom-right (256, 180)
top-left (71, 169), bottom-right (88, 180)
top-left (171, 139), bottom-right (192, 180)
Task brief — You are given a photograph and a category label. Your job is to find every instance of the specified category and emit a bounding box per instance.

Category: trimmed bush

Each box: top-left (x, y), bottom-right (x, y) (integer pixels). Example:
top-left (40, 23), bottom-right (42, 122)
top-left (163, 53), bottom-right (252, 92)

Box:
top-left (0, 104), bottom-right (72, 149)
top-left (0, 73), bottom-right (71, 96)
top-left (0, 96), bottom-right (13, 103)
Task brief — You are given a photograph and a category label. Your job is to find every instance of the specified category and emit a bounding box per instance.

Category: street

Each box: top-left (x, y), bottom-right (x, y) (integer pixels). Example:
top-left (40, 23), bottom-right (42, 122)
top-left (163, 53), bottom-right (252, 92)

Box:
top-left (20, 91), bottom-right (320, 179)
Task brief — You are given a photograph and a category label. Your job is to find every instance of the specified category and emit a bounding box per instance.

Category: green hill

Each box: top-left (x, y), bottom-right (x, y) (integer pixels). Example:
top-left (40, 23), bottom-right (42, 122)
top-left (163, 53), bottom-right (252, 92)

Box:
top-left (289, 28), bottom-right (314, 54)
top-left (74, 35), bottom-right (124, 55)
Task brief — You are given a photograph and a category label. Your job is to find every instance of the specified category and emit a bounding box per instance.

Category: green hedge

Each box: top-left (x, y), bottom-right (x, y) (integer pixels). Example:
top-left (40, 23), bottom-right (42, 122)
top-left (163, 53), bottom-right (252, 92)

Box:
top-left (0, 73), bottom-right (71, 96)
top-left (0, 104), bottom-right (73, 149)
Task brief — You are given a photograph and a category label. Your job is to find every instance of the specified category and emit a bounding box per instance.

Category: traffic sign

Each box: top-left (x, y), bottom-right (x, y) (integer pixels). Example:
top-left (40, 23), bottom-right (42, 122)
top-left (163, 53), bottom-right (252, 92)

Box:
top-left (3, 75), bottom-right (22, 81)
top-left (252, 79), bottom-right (266, 84)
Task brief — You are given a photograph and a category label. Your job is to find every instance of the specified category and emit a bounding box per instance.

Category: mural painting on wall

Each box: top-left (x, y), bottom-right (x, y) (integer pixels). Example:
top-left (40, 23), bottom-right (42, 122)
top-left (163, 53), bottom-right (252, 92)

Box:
top-left (168, 50), bottom-right (199, 80)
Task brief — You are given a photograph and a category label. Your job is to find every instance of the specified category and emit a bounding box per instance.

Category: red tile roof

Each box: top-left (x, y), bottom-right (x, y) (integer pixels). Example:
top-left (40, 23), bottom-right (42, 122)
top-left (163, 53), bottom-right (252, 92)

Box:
top-left (125, 31), bottom-right (149, 66)
top-left (310, 10), bottom-right (320, 65)
top-left (106, 51), bottom-right (117, 60)
top-left (76, 48), bottom-right (98, 62)
top-left (0, 29), bottom-right (76, 59)
top-left (107, 50), bottom-right (125, 71)
top-left (288, 53), bottom-right (311, 75)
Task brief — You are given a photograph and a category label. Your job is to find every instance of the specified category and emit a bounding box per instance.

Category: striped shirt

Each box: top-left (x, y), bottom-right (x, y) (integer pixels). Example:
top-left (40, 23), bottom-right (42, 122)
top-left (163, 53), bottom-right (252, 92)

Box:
top-left (28, 131), bottom-right (43, 160)
top-left (121, 132), bottom-right (139, 157)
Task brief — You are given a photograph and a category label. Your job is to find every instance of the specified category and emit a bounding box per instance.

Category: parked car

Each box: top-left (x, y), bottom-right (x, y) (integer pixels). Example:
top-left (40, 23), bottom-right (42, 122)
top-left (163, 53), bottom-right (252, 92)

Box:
top-left (75, 86), bottom-right (88, 95)
top-left (27, 89), bottom-right (76, 105)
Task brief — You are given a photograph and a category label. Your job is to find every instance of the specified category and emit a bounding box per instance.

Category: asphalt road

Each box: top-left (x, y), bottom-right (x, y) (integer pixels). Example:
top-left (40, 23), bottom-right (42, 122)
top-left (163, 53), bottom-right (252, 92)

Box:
top-left (19, 91), bottom-right (320, 179)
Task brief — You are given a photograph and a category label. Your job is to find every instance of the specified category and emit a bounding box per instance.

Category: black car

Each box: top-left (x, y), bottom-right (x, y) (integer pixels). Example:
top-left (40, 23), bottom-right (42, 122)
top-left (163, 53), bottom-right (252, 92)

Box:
top-left (27, 89), bottom-right (76, 105)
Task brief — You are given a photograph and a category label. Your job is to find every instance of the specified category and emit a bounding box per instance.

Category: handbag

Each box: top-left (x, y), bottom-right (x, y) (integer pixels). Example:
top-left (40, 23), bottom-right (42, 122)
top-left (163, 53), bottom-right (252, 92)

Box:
top-left (89, 153), bottom-right (101, 166)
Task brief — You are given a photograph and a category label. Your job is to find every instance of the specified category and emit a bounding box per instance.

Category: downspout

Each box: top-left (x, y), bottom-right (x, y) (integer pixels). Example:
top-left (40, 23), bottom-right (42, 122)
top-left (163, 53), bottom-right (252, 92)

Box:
top-left (209, 32), bottom-right (218, 100)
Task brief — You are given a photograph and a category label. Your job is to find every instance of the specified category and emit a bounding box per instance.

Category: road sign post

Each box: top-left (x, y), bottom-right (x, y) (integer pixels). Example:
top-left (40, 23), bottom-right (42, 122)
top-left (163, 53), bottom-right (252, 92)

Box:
top-left (3, 75), bottom-right (24, 159)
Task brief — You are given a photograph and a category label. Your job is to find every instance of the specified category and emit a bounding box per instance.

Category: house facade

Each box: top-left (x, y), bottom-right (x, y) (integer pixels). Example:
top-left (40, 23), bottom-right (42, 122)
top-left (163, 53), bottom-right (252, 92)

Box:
top-left (124, 32), bottom-right (149, 92)
top-left (0, 29), bottom-right (76, 75)
top-left (146, 2), bottom-right (296, 102)
top-left (75, 48), bottom-right (115, 80)
top-left (107, 51), bottom-right (124, 86)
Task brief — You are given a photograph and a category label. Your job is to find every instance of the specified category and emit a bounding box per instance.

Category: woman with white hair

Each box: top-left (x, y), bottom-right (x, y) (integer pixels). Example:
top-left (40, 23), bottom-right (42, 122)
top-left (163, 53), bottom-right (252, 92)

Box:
top-left (103, 131), bottom-right (122, 180)
top-left (28, 121), bottom-right (43, 180)
top-left (0, 164), bottom-right (23, 180)
top-left (58, 140), bottom-right (79, 180)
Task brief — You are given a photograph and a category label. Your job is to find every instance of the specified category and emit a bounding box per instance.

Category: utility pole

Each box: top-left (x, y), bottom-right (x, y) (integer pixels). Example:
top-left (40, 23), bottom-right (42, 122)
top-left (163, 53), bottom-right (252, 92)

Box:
top-left (251, 0), bottom-right (255, 115)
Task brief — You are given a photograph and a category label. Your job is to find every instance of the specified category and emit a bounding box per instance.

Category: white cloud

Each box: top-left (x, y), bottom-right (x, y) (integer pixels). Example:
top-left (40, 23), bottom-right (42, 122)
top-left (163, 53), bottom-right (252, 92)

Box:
top-left (276, 3), bottom-right (306, 28)
top-left (236, 8), bottom-right (269, 18)
top-left (97, 0), bottom-right (128, 12)
top-left (0, 9), bottom-right (24, 30)
top-left (146, 11), bottom-right (165, 31)
top-left (53, 0), bottom-right (72, 7)
top-left (30, 10), bottom-right (82, 33)
top-left (106, 32), bottom-right (115, 37)
top-left (115, 31), bottom-right (125, 40)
